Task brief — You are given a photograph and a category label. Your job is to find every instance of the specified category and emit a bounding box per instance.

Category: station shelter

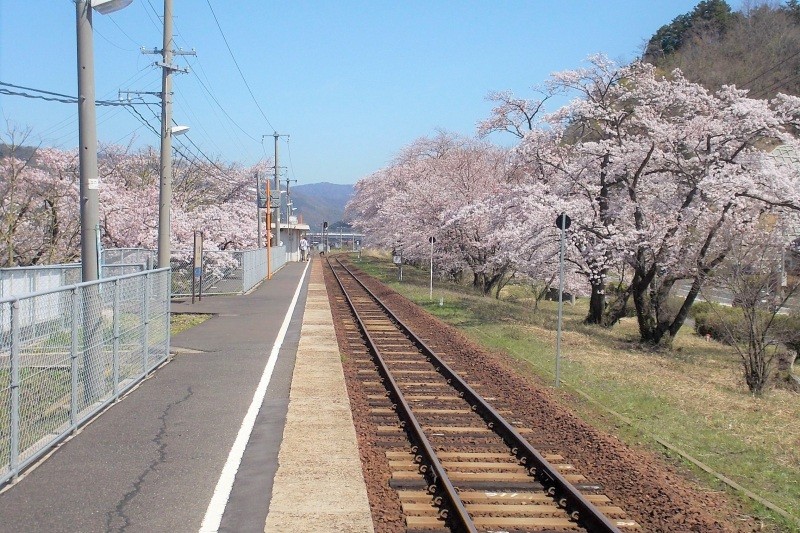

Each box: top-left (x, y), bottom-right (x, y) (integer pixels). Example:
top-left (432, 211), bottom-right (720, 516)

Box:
top-left (272, 219), bottom-right (311, 262)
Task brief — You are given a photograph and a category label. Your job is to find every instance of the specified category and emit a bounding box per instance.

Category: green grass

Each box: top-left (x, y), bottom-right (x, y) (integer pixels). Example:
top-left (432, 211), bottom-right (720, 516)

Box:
top-left (170, 313), bottom-right (211, 336)
top-left (349, 251), bottom-right (800, 531)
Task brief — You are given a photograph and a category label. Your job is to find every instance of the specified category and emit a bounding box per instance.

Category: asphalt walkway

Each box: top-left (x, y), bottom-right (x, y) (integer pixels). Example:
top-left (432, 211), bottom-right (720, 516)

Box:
top-left (0, 261), bottom-right (312, 532)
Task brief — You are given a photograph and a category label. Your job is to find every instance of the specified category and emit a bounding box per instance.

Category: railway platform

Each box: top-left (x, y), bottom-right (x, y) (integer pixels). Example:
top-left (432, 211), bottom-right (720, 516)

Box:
top-left (0, 258), bottom-right (373, 532)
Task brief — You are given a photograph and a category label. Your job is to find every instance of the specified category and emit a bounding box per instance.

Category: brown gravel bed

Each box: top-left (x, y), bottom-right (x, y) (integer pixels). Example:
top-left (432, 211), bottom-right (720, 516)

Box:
top-left (325, 259), bottom-right (757, 533)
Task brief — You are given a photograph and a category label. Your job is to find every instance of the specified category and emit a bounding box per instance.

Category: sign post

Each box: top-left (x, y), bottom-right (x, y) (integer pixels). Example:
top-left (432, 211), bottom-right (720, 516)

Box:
top-left (192, 230), bottom-right (203, 304)
top-left (393, 249), bottom-right (403, 281)
top-left (429, 236), bottom-right (436, 300)
top-left (266, 181), bottom-right (272, 279)
top-left (554, 213), bottom-right (571, 387)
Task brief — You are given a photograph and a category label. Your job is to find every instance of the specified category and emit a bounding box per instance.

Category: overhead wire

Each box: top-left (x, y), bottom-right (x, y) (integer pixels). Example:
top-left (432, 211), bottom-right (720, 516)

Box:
top-left (285, 136), bottom-right (297, 182)
top-left (125, 103), bottom-right (215, 176)
top-left (0, 82), bottom-right (142, 107)
top-left (133, 1), bottom-right (264, 165)
top-left (93, 26), bottom-right (137, 52)
top-left (142, 0), bottom-right (164, 33)
top-left (37, 64), bottom-right (157, 141)
top-left (751, 70), bottom-right (800, 99)
top-left (739, 48), bottom-right (800, 90)
top-left (108, 16), bottom-right (143, 48)
top-left (140, 99), bottom-right (238, 180)
top-left (183, 57), bottom-right (259, 143)
top-left (204, 0), bottom-right (275, 131)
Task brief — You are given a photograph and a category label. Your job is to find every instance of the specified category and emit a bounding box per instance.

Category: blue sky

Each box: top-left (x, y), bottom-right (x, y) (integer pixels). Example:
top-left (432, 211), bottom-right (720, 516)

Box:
top-left (1, 1), bottom-right (740, 185)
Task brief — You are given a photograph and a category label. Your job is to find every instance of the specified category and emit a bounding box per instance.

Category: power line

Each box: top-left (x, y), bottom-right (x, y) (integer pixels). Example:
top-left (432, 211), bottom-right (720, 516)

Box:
top-left (0, 82), bottom-right (141, 107)
top-left (139, 99), bottom-right (237, 179)
top-left (751, 70), bottom-right (800, 99)
top-left (205, 0), bottom-right (275, 131)
top-left (184, 57), bottom-right (259, 143)
top-left (93, 26), bottom-right (136, 52)
top-left (739, 48), bottom-right (800, 91)
top-left (142, 0), bottom-right (164, 33)
top-left (108, 16), bottom-right (143, 48)
top-left (125, 104), bottom-right (161, 137)
top-left (285, 136), bottom-right (297, 182)
top-left (124, 104), bottom-right (218, 176)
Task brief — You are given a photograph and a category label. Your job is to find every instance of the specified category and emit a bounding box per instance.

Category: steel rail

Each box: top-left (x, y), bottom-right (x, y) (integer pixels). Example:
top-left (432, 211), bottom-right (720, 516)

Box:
top-left (334, 258), bottom-right (621, 533)
top-left (327, 258), bottom-right (478, 532)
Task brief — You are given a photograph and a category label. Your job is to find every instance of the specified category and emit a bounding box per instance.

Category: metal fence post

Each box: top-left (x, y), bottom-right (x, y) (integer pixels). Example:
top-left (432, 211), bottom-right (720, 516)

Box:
top-left (142, 272), bottom-right (151, 375)
top-left (70, 288), bottom-right (79, 431)
top-left (112, 279), bottom-right (120, 399)
top-left (163, 270), bottom-right (170, 364)
top-left (10, 299), bottom-right (20, 480)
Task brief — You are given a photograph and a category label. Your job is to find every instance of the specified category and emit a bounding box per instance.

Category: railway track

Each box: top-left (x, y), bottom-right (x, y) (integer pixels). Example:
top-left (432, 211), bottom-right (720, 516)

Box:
top-left (326, 257), bottom-right (641, 533)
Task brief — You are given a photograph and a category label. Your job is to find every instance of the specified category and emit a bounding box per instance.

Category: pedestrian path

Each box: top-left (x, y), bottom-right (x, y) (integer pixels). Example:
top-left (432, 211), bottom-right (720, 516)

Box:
top-left (0, 256), bottom-right (371, 533)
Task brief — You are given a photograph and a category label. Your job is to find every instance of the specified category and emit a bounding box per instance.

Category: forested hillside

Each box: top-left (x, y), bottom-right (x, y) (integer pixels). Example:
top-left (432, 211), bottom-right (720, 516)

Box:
top-left (289, 182), bottom-right (354, 230)
top-left (644, 0), bottom-right (800, 98)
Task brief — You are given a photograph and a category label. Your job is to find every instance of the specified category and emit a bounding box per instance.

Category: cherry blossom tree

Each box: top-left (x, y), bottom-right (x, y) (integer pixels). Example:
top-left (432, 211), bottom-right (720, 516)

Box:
top-left (0, 134), bottom-right (271, 266)
top-left (511, 56), bottom-right (800, 345)
top-left (0, 125), bottom-right (82, 266)
top-left (347, 132), bottom-right (522, 296)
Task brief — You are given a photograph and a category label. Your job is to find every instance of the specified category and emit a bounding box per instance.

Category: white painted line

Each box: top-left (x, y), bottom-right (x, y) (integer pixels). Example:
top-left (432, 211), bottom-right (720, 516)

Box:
top-left (199, 261), bottom-right (311, 533)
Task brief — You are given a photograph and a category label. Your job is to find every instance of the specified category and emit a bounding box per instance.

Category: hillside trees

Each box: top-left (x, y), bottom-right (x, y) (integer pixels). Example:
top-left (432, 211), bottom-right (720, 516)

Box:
top-left (645, 1), bottom-right (800, 99)
top-left (644, 0), bottom-right (736, 59)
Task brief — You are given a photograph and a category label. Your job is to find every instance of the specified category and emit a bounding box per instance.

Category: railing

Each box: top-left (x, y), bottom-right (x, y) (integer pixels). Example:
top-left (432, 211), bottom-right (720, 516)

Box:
top-left (0, 263), bottom-right (147, 300)
top-left (170, 248), bottom-right (286, 297)
top-left (0, 268), bottom-right (171, 486)
top-left (0, 246), bottom-right (288, 301)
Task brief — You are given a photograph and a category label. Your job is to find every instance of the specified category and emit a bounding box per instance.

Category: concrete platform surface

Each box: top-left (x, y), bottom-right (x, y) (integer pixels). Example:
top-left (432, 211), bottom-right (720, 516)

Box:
top-left (263, 261), bottom-right (375, 532)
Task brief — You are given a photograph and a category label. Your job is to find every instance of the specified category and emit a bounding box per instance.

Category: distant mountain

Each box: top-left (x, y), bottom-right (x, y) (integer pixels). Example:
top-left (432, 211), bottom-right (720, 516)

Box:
top-left (289, 182), bottom-right (354, 231)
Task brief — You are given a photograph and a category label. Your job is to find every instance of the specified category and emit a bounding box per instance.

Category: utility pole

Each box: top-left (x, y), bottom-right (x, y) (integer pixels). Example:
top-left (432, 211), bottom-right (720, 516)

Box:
top-left (76, 0), bottom-right (100, 282)
top-left (256, 171), bottom-right (264, 248)
top-left (75, 0), bottom-right (133, 405)
top-left (156, 0), bottom-right (174, 269)
top-left (284, 176), bottom-right (296, 223)
top-left (143, 0), bottom-right (193, 269)
top-left (269, 132), bottom-right (288, 250)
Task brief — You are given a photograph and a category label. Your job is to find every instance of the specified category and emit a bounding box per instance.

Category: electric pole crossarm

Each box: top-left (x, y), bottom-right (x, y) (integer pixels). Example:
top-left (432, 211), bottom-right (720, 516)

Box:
top-left (154, 62), bottom-right (190, 74)
top-left (141, 47), bottom-right (197, 56)
top-left (118, 90), bottom-right (160, 100)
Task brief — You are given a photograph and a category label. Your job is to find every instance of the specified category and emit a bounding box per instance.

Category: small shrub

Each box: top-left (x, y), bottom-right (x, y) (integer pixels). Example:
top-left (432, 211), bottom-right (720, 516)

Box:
top-left (690, 301), bottom-right (743, 343)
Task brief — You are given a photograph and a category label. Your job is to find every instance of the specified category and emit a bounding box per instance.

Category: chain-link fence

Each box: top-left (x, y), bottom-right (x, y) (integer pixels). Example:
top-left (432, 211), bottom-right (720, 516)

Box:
top-left (0, 264), bottom-right (147, 300)
top-left (0, 268), bottom-right (170, 486)
top-left (170, 248), bottom-right (284, 297)
top-left (102, 248), bottom-right (156, 267)
top-left (1, 246), bottom-right (285, 302)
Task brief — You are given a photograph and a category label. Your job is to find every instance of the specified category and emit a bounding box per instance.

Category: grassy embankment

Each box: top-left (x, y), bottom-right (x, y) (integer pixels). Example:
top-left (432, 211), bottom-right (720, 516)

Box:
top-left (347, 251), bottom-right (800, 531)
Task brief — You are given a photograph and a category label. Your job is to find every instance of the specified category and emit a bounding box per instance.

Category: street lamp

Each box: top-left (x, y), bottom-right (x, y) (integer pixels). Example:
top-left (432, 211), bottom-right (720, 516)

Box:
top-left (76, 0), bottom-right (132, 282)
top-left (92, 0), bottom-right (133, 14)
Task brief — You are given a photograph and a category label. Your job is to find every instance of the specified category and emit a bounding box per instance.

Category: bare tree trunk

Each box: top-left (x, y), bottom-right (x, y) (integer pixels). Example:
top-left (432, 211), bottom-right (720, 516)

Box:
top-left (584, 282), bottom-right (605, 324)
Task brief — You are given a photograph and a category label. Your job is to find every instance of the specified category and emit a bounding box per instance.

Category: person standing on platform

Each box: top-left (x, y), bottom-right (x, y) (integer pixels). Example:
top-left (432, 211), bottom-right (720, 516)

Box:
top-left (299, 235), bottom-right (309, 262)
